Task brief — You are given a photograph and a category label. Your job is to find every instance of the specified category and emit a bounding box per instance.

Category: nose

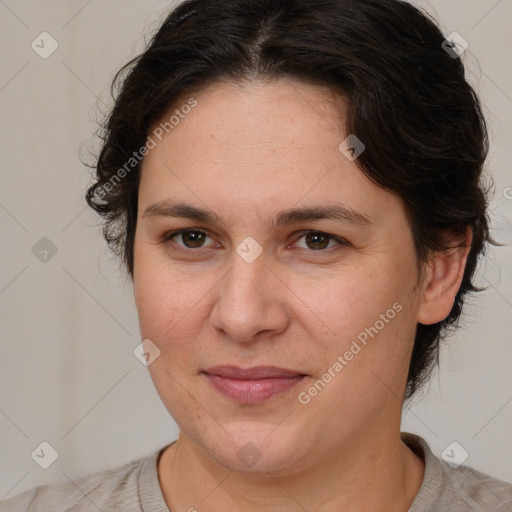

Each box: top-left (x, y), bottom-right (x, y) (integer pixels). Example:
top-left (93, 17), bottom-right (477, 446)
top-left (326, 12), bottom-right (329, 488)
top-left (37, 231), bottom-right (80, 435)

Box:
top-left (210, 249), bottom-right (290, 343)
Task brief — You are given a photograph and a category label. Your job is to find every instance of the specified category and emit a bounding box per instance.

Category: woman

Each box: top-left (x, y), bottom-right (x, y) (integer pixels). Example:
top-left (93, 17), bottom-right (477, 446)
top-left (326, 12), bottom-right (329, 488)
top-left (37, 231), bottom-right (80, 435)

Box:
top-left (2, 0), bottom-right (511, 510)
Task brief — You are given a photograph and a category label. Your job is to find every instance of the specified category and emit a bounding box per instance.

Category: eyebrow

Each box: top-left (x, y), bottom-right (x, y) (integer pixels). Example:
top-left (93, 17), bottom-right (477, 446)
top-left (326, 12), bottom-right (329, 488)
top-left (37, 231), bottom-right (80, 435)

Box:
top-left (141, 201), bottom-right (372, 229)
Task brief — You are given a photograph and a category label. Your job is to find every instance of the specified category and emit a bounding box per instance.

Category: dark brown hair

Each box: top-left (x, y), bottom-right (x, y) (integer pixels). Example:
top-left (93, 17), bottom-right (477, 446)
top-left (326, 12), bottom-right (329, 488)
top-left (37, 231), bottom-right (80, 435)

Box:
top-left (86, 0), bottom-right (496, 398)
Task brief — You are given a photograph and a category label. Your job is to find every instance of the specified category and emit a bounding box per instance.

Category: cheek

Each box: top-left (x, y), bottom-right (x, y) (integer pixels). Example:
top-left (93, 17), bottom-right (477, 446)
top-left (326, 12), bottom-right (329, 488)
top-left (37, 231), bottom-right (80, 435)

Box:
top-left (303, 265), bottom-right (404, 341)
top-left (302, 256), bottom-right (418, 387)
top-left (133, 248), bottom-right (203, 346)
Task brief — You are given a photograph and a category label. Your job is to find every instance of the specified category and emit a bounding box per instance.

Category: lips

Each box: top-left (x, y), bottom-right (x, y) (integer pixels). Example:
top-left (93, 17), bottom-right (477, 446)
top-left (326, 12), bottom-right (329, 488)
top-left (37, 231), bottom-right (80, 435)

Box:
top-left (204, 365), bottom-right (304, 379)
top-left (202, 365), bottom-right (306, 404)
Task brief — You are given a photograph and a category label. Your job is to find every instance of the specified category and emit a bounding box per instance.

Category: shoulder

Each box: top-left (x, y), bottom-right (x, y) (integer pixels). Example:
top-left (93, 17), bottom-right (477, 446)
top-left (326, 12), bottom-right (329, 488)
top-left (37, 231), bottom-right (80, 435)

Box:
top-left (445, 462), bottom-right (512, 510)
top-left (0, 448), bottom-right (165, 512)
top-left (403, 432), bottom-right (512, 512)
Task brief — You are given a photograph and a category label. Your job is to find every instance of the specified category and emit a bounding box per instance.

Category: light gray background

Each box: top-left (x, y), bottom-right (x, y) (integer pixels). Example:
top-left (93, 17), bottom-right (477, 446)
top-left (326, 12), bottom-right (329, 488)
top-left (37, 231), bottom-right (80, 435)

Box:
top-left (0, 0), bottom-right (511, 499)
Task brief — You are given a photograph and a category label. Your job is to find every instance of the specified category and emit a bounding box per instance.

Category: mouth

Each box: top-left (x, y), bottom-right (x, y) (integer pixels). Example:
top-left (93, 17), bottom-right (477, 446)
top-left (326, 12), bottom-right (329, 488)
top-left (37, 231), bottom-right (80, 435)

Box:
top-left (202, 365), bottom-right (307, 404)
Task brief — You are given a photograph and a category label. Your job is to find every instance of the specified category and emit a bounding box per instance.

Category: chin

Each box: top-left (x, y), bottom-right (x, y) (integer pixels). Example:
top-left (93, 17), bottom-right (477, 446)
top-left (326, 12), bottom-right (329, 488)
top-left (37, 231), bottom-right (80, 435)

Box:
top-left (194, 421), bottom-right (311, 475)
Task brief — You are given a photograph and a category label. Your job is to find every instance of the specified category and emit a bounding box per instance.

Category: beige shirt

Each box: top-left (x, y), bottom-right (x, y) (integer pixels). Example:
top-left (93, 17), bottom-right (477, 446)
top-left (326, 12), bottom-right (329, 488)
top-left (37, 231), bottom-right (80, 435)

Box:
top-left (1, 433), bottom-right (511, 511)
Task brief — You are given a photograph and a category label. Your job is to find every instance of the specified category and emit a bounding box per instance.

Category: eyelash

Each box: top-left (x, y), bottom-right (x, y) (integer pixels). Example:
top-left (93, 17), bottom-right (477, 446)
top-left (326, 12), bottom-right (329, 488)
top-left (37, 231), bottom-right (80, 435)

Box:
top-left (161, 228), bottom-right (349, 255)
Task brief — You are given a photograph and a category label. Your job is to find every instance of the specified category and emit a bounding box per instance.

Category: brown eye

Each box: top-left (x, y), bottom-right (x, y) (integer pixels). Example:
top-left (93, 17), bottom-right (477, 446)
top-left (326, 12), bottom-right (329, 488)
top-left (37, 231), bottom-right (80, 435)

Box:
top-left (305, 232), bottom-right (330, 250)
top-left (292, 231), bottom-right (347, 252)
top-left (181, 231), bottom-right (206, 248)
top-left (167, 230), bottom-right (213, 249)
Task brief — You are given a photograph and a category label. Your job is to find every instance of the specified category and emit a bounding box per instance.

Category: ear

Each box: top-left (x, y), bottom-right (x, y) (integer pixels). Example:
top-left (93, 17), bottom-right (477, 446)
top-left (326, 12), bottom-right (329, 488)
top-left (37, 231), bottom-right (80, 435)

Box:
top-left (417, 227), bottom-right (472, 325)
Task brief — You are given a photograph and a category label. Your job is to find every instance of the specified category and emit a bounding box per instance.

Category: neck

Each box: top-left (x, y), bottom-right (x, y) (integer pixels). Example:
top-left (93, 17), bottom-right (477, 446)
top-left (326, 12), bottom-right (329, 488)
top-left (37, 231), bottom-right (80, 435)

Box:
top-left (158, 425), bottom-right (425, 512)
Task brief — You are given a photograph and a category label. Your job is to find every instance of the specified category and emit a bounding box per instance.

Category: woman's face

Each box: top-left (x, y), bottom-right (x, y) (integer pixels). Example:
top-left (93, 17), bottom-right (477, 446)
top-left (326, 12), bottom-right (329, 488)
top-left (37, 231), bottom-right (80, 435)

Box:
top-left (133, 79), bottom-right (426, 474)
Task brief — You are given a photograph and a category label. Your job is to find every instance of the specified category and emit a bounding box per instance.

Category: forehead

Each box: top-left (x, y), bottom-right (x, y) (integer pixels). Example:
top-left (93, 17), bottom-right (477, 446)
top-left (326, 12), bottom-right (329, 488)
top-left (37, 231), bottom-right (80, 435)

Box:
top-left (138, 78), bottom-right (400, 227)
top-left (147, 78), bottom-right (347, 156)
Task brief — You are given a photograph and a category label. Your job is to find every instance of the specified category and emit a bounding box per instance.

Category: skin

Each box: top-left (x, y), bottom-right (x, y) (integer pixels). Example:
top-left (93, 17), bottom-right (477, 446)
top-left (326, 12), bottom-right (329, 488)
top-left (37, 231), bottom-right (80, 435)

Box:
top-left (132, 78), bottom-right (471, 511)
